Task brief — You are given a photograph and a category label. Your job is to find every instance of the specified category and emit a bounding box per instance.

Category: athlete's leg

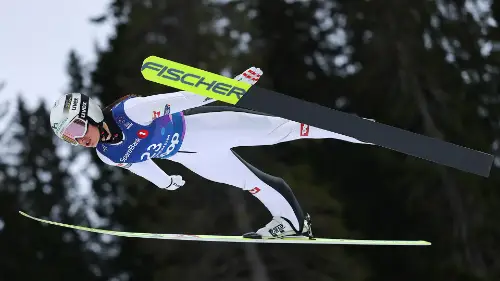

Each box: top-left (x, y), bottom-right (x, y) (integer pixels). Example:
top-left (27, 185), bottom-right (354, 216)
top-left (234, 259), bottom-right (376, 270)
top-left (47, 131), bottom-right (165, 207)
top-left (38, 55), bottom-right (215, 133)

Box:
top-left (180, 105), bottom-right (373, 152)
top-left (168, 149), bottom-right (308, 236)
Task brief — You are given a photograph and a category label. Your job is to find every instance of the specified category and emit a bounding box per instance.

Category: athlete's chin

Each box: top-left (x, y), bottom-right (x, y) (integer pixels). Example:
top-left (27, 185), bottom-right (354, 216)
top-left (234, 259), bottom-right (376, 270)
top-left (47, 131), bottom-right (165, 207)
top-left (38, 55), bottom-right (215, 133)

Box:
top-left (91, 138), bottom-right (98, 147)
top-left (83, 138), bottom-right (98, 148)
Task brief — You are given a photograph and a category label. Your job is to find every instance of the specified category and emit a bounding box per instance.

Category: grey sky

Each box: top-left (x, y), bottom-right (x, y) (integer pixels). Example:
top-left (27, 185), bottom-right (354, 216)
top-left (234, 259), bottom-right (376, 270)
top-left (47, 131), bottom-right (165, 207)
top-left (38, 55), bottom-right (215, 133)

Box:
top-left (0, 0), bottom-right (113, 107)
top-left (0, 1), bottom-right (116, 216)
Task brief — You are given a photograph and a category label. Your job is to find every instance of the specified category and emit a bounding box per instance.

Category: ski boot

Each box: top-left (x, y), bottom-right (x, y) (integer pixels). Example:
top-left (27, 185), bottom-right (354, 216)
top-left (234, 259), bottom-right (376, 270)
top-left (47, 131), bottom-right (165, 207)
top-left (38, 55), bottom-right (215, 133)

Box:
top-left (243, 213), bottom-right (314, 239)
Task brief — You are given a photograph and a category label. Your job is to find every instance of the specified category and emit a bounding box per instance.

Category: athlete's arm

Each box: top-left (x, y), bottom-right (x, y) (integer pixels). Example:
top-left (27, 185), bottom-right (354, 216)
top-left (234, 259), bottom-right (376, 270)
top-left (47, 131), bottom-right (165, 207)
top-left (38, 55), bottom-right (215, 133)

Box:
top-left (122, 66), bottom-right (263, 125)
top-left (96, 150), bottom-right (184, 190)
top-left (123, 91), bottom-right (215, 125)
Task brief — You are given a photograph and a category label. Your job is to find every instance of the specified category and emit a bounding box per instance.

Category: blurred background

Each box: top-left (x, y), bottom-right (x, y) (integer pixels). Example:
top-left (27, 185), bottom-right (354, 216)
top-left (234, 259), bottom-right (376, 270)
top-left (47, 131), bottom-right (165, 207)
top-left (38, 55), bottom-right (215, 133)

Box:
top-left (1, 0), bottom-right (500, 280)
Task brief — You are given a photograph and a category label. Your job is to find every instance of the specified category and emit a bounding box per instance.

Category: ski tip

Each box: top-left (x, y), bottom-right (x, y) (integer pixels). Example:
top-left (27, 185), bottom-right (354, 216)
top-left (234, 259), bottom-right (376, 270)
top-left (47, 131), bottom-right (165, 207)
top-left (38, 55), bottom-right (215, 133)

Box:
top-left (142, 55), bottom-right (159, 63)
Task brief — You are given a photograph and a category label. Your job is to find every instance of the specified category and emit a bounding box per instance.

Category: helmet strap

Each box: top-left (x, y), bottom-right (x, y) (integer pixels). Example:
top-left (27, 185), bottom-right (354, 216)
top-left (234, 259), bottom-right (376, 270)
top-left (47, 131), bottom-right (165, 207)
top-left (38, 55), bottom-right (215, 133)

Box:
top-left (98, 122), bottom-right (110, 142)
top-left (97, 112), bottom-right (123, 144)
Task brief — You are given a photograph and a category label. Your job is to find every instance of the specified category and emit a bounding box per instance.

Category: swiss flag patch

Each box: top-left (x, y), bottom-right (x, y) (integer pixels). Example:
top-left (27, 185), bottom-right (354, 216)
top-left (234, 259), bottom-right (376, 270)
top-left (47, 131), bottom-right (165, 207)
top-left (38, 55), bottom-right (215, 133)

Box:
top-left (137, 129), bottom-right (149, 139)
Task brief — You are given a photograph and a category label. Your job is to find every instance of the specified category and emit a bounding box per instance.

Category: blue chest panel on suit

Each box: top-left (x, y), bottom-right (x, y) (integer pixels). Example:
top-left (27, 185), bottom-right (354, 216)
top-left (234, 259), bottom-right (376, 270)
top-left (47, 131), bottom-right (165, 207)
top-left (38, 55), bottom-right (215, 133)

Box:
top-left (96, 98), bottom-right (186, 163)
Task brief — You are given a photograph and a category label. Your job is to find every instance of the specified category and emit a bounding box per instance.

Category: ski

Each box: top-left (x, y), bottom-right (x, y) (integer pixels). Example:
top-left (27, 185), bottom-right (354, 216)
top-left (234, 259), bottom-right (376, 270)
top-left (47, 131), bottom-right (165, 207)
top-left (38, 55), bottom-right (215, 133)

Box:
top-left (19, 211), bottom-right (430, 246)
top-left (140, 55), bottom-right (493, 177)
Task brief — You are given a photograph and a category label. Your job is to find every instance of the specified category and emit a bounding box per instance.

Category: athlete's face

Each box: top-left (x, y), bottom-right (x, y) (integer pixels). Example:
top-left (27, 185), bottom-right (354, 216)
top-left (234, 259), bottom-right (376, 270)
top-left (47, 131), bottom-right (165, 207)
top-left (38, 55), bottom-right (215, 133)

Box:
top-left (76, 123), bottom-right (100, 148)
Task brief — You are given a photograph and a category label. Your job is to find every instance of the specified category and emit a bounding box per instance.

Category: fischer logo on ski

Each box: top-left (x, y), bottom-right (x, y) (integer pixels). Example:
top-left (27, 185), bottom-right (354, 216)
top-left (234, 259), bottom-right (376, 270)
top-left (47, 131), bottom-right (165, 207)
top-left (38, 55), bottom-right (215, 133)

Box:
top-left (141, 61), bottom-right (247, 99)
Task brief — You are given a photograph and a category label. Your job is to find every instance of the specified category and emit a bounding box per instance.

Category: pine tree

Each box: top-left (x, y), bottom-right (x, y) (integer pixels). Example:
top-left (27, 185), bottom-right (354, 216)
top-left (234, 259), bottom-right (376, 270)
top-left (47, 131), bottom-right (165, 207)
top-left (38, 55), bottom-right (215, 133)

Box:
top-left (67, 50), bottom-right (85, 94)
top-left (62, 48), bottom-right (122, 280)
top-left (301, 0), bottom-right (500, 280)
top-left (0, 97), bottom-right (99, 281)
top-left (83, 0), bottom-right (371, 280)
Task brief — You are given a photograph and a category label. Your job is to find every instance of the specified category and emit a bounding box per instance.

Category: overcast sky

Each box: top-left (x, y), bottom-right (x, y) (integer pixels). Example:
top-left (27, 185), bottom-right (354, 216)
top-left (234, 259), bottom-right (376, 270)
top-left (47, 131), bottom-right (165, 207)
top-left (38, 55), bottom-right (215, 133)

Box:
top-left (0, 1), bottom-right (118, 217)
top-left (0, 0), bottom-right (114, 108)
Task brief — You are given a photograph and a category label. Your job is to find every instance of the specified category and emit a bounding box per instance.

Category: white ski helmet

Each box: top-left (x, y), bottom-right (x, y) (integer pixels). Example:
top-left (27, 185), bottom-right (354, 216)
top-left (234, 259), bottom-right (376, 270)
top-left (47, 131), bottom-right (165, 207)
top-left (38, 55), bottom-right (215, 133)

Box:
top-left (50, 93), bottom-right (104, 145)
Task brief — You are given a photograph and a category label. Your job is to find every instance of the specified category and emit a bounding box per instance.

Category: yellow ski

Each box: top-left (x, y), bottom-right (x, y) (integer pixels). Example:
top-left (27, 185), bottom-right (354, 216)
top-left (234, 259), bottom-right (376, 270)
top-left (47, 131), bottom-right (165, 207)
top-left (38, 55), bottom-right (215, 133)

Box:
top-left (141, 56), bottom-right (249, 105)
top-left (19, 211), bottom-right (430, 246)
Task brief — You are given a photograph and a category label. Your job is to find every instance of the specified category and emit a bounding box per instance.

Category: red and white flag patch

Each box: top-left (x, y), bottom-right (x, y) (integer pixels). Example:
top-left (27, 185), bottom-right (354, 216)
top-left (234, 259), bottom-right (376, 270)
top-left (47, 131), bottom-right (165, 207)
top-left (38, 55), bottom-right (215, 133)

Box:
top-left (300, 123), bottom-right (309, 136)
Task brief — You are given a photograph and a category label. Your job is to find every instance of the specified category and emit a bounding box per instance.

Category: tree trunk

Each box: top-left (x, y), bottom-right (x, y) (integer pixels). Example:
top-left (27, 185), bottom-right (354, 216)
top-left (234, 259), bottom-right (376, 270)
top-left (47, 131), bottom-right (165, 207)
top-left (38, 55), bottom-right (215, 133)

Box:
top-left (228, 189), bottom-right (270, 281)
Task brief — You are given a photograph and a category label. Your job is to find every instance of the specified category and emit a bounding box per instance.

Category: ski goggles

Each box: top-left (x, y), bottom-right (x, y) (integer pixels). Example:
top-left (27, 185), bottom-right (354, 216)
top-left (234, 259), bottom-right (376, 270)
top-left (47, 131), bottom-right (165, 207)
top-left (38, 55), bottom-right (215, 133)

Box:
top-left (61, 117), bottom-right (88, 145)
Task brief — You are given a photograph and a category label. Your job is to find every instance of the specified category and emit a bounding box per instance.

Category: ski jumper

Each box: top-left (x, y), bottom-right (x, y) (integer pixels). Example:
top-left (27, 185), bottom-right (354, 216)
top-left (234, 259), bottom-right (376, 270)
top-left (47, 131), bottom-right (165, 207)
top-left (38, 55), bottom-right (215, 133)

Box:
top-left (96, 91), bottom-right (372, 230)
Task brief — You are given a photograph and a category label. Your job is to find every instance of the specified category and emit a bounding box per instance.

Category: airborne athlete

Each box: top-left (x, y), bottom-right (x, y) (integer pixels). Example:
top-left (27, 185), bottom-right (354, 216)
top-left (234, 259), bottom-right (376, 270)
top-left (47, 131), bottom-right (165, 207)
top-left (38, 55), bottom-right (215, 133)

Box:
top-left (49, 67), bottom-right (373, 239)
